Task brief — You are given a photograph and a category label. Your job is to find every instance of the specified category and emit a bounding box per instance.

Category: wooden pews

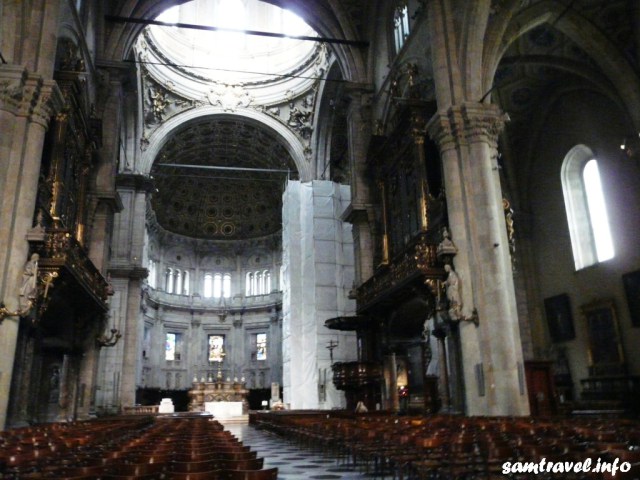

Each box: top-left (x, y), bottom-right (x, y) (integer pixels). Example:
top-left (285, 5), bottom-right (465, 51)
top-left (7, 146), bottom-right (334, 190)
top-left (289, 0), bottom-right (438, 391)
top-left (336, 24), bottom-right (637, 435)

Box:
top-left (251, 411), bottom-right (640, 479)
top-left (0, 415), bottom-right (277, 480)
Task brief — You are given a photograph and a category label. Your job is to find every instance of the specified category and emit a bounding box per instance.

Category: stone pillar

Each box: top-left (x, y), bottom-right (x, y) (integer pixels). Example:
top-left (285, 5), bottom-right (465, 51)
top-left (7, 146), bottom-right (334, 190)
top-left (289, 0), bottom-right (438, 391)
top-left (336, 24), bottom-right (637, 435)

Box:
top-left (232, 315), bottom-right (243, 381)
top-left (268, 309), bottom-right (281, 386)
top-left (343, 85), bottom-right (376, 285)
top-left (427, 103), bottom-right (529, 416)
top-left (100, 174), bottom-right (150, 410)
top-left (0, 66), bottom-right (63, 428)
top-left (389, 353), bottom-right (399, 413)
top-left (119, 277), bottom-right (143, 407)
top-left (74, 322), bottom-right (103, 421)
top-left (433, 327), bottom-right (451, 411)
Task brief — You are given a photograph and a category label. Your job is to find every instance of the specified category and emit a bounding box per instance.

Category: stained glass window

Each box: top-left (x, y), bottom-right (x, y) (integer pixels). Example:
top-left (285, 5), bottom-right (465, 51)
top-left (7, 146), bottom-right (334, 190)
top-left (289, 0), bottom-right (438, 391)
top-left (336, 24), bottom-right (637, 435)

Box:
top-left (165, 333), bottom-right (176, 361)
top-left (256, 333), bottom-right (267, 361)
top-left (208, 335), bottom-right (225, 362)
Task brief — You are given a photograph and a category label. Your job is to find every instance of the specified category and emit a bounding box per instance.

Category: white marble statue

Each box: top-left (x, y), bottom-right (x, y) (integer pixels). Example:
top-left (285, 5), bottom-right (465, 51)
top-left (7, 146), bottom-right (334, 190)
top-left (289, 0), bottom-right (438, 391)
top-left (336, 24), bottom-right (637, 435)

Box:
top-left (19, 253), bottom-right (39, 308)
top-left (444, 264), bottom-right (462, 319)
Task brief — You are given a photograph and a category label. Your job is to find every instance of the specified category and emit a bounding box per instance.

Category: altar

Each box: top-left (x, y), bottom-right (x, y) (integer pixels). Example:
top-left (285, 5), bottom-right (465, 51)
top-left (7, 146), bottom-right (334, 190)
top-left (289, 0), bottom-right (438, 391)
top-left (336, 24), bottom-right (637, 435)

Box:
top-left (204, 401), bottom-right (243, 419)
top-left (188, 376), bottom-right (249, 418)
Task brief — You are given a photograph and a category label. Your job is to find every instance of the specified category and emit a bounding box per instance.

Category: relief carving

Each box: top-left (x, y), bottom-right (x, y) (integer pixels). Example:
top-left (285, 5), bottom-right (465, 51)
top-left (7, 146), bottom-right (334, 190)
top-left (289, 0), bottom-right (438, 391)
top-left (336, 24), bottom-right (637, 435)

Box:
top-left (206, 83), bottom-right (253, 111)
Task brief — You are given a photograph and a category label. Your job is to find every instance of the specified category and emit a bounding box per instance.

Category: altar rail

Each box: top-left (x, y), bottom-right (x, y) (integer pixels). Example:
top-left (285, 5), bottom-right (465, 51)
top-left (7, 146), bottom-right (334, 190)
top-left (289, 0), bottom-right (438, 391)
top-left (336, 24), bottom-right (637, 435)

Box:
top-left (122, 405), bottom-right (159, 415)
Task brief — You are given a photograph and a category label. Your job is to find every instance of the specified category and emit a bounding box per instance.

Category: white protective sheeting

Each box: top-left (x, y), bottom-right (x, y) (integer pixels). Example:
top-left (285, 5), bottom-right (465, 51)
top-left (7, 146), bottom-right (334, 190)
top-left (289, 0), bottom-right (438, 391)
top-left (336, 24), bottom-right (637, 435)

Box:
top-left (282, 181), bottom-right (357, 409)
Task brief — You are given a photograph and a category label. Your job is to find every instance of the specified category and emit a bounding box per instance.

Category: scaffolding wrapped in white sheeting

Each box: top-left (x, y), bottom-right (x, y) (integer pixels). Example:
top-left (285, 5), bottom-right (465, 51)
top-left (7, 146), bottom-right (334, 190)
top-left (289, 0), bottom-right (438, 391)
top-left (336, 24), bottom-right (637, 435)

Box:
top-left (281, 181), bottom-right (357, 410)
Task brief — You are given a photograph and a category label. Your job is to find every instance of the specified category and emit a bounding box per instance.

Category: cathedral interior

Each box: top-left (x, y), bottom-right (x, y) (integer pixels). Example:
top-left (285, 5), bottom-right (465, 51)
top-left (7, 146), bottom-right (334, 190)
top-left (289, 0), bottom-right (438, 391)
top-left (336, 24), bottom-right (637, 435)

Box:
top-left (1, 0), bottom-right (640, 477)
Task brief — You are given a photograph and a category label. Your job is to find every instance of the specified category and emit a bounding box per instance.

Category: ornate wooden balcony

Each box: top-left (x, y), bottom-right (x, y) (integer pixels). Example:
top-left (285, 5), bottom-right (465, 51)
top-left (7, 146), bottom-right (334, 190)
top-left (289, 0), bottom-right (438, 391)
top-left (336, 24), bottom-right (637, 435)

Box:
top-left (331, 361), bottom-right (381, 390)
top-left (356, 233), bottom-right (442, 313)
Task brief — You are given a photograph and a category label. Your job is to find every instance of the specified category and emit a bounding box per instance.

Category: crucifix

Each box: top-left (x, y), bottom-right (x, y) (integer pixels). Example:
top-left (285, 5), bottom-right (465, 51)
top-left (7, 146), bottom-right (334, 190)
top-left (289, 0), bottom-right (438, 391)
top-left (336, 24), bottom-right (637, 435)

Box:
top-left (326, 339), bottom-right (339, 363)
top-left (217, 349), bottom-right (226, 380)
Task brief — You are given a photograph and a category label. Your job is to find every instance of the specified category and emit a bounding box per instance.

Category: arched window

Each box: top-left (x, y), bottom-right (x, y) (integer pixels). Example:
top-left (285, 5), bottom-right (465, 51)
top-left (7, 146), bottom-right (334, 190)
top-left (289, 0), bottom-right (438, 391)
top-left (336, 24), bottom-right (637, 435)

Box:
top-left (264, 270), bottom-right (271, 294)
top-left (204, 273), bottom-right (213, 298)
top-left (175, 270), bottom-right (182, 296)
top-left (148, 260), bottom-right (156, 289)
top-left (561, 145), bottom-right (615, 270)
top-left (246, 272), bottom-right (253, 296)
top-left (213, 274), bottom-right (222, 298)
top-left (165, 268), bottom-right (174, 293)
top-left (222, 274), bottom-right (231, 298)
top-left (393, 2), bottom-right (410, 52)
top-left (246, 269), bottom-right (271, 295)
top-left (256, 271), bottom-right (263, 294)
top-left (183, 271), bottom-right (189, 295)
top-left (204, 272), bottom-right (231, 298)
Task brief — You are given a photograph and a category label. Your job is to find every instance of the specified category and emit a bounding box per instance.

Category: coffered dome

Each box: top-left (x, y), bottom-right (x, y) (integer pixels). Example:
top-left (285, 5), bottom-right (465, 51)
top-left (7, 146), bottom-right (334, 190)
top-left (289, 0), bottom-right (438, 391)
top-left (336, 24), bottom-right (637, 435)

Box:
top-left (150, 117), bottom-right (298, 240)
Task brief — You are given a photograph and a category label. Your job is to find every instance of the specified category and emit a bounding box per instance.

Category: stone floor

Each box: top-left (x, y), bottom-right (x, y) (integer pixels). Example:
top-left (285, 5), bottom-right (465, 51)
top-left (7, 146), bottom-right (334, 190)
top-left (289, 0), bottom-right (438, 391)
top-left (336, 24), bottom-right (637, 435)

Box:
top-left (227, 424), bottom-right (382, 480)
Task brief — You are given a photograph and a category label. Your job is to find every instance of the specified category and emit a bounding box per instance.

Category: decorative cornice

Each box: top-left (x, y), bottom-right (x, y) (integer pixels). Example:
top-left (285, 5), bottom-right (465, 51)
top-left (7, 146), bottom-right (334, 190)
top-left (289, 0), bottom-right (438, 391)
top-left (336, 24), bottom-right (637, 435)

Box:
top-left (93, 190), bottom-right (124, 213)
top-left (426, 103), bottom-right (507, 152)
top-left (116, 173), bottom-right (155, 192)
top-left (341, 203), bottom-right (375, 224)
top-left (108, 266), bottom-right (149, 280)
top-left (0, 66), bottom-right (64, 127)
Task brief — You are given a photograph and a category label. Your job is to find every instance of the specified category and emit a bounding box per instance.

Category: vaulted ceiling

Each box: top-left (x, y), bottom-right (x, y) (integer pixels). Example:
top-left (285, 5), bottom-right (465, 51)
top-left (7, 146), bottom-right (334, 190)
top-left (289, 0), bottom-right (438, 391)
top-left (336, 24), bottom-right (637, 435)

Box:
top-left (150, 118), bottom-right (297, 240)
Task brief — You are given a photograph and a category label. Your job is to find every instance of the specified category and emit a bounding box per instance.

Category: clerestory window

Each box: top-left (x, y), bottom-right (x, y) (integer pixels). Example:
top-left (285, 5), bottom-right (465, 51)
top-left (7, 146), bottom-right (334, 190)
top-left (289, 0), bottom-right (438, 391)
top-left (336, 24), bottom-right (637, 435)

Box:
top-left (204, 273), bottom-right (231, 298)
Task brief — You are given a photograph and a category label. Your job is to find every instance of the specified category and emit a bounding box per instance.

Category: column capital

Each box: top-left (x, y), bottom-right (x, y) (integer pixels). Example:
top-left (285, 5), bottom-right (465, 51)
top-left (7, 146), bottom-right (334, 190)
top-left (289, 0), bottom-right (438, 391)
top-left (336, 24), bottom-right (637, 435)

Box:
top-left (427, 102), bottom-right (507, 152)
top-left (0, 66), bottom-right (64, 128)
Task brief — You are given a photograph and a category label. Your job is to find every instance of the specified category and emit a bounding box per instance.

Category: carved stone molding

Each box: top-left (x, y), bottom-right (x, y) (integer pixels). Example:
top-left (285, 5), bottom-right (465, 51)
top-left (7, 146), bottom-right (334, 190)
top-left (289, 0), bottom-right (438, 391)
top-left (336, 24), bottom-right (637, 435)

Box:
top-left (427, 103), bottom-right (507, 152)
top-left (459, 103), bottom-right (506, 147)
top-left (207, 83), bottom-right (253, 112)
top-left (0, 66), bottom-right (64, 127)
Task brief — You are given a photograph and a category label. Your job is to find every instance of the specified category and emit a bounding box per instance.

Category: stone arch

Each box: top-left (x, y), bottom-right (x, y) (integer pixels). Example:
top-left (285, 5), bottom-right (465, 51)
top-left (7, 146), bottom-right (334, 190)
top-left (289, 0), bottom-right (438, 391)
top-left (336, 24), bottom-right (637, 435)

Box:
top-left (313, 60), bottom-right (345, 181)
top-left (482, 1), bottom-right (640, 130)
top-left (459, 2), bottom-right (491, 100)
top-left (140, 107), bottom-right (311, 181)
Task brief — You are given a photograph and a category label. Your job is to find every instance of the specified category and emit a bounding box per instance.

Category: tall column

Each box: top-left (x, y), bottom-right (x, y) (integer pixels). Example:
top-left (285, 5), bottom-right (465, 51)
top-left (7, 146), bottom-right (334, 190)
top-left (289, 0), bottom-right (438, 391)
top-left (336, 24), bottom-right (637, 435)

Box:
top-left (343, 85), bottom-right (376, 285)
top-left (103, 174), bottom-right (151, 409)
top-left (120, 277), bottom-right (143, 407)
top-left (0, 67), bottom-right (63, 428)
top-left (427, 103), bottom-right (529, 416)
top-left (268, 309), bottom-right (281, 386)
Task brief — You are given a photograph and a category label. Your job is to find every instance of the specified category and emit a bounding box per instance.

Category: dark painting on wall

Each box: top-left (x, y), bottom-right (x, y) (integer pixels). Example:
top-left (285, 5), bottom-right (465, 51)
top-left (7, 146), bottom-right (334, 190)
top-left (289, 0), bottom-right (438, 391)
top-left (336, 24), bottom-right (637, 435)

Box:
top-left (622, 270), bottom-right (640, 327)
top-left (581, 299), bottom-right (624, 375)
top-left (544, 294), bottom-right (575, 342)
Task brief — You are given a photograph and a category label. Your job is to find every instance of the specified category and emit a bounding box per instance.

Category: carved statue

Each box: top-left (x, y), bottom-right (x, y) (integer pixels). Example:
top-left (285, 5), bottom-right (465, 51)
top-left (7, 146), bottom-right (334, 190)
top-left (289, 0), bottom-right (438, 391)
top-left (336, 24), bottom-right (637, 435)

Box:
top-left (287, 106), bottom-right (313, 139)
top-left (287, 106), bottom-right (311, 128)
top-left (443, 264), bottom-right (462, 319)
top-left (355, 400), bottom-right (368, 413)
top-left (149, 88), bottom-right (169, 121)
top-left (19, 253), bottom-right (39, 308)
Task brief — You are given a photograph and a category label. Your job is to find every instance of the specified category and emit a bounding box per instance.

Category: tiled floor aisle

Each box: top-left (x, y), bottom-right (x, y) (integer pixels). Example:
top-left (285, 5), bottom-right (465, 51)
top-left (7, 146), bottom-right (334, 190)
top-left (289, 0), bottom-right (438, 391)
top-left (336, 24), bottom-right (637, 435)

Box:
top-left (227, 424), bottom-right (380, 480)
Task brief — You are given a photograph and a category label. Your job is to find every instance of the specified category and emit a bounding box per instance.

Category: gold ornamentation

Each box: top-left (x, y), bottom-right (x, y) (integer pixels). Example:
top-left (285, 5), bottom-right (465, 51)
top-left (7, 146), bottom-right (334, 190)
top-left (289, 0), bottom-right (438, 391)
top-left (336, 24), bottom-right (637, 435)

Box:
top-left (357, 235), bottom-right (440, 309)
top-left (0, 268), bottom-right (59, 323)
top-left (0, 300), bottom-right (34, 323)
